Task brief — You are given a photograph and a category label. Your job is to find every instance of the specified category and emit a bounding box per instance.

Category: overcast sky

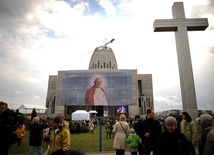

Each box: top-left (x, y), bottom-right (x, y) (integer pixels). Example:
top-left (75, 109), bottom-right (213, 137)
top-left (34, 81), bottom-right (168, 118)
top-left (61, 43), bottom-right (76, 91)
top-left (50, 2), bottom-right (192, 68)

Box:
top-left (0, 0), bottom-right (213, 112)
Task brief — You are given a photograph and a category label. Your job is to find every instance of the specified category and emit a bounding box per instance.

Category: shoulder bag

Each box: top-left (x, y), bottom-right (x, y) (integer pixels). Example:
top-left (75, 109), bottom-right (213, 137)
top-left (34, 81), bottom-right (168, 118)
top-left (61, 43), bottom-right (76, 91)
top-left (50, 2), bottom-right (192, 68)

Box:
top-left (119, 122), bottom-right (128, 137)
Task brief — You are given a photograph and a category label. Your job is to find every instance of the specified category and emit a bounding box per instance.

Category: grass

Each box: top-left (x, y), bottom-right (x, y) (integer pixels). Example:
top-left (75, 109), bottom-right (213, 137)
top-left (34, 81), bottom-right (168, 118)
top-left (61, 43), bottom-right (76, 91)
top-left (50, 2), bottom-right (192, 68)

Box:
top-left (10, 124), bottom-right (202, 155)
top-left (10, 126), bottom-right (115, 155)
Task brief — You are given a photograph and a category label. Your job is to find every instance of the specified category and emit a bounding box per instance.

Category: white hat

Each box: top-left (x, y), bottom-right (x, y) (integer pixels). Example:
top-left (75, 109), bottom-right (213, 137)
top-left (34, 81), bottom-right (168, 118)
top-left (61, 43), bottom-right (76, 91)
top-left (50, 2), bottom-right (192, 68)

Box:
top-left (129, 128), bottom-right (136, 135)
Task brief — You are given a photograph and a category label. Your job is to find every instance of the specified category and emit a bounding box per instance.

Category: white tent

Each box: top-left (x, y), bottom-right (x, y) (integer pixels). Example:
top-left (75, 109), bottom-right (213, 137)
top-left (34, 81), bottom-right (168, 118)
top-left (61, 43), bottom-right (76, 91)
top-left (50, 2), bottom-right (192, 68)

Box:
top-left (18, 104), bottom-right (47, 114)
top-left (71, 110), bottom-right (90, 120)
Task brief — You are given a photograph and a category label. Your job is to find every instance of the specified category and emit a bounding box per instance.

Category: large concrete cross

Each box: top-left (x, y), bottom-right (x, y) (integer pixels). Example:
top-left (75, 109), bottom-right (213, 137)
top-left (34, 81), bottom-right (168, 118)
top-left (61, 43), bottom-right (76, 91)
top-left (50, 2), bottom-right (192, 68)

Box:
top-left (153, 2), bottom-right (208, 121)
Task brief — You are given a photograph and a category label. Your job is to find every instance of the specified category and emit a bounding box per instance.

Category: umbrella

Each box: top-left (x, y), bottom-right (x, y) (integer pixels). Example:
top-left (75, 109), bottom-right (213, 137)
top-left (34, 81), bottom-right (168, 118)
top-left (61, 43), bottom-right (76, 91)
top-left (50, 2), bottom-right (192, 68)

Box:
top-left (88, 110), bottom-right (98, 114)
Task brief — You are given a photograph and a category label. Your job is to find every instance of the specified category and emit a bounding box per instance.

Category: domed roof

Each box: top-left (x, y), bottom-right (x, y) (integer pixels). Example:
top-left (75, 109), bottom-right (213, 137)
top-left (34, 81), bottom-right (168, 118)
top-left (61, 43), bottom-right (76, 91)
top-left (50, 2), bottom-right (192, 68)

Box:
top-left (88, 46), bottom-right (118, 70)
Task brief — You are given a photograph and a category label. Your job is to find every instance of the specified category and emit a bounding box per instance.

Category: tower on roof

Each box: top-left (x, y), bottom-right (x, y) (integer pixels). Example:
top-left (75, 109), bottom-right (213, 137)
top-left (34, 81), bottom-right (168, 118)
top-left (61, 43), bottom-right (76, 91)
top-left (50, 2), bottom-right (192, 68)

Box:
top-left (88, 39), bottom-right (118, 70)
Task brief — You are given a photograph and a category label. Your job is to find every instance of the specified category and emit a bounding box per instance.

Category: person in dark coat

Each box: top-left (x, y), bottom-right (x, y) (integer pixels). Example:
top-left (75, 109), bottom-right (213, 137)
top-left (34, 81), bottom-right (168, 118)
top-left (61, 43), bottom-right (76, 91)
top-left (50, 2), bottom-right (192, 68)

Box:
top-left (29, 116), bottom-right (47, 155)
top-left (157, 116), bottom-right (190, 155)
top-left (197, 114), bottom-right (214, 155)
top-left (0, 101), bottom-right (17, 155)
top-left (141, 109), bottom-right (162, 155)
top-left (76, 122), bottom-right (80, 134)
top-left (133, 115), bottom-right (144, 155)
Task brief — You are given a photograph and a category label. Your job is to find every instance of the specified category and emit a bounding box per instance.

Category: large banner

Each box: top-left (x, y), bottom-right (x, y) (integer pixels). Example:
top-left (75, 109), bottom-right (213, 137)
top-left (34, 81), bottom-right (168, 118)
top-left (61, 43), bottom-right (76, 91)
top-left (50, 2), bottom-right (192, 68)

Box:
top-left (57, 70), bottom-right (137, 106)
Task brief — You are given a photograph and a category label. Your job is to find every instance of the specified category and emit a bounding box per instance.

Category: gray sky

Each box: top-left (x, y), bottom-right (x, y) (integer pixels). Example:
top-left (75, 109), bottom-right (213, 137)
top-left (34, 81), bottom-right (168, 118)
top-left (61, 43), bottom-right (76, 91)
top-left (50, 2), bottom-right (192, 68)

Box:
top-left (0, 0), bottom-right (213, 112)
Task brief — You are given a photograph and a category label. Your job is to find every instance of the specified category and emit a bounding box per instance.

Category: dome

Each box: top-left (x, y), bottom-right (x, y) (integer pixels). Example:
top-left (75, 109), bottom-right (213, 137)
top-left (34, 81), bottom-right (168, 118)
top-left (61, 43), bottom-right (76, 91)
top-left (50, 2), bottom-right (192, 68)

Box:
top-left (88, 46), bottom-right (118, 70)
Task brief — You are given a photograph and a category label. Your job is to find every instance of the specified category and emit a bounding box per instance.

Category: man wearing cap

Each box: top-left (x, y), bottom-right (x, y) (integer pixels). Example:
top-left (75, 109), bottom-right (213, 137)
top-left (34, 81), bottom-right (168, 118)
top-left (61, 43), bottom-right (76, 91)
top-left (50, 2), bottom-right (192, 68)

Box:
top-left (197, 114), bottom-right (214, 155)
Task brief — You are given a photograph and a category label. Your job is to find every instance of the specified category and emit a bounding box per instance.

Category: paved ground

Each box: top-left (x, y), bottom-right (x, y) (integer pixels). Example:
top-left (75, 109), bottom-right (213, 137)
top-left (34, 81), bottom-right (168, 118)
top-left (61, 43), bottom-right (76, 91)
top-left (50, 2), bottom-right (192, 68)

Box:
top-left (12, 151), bottom-right (132, 155)
top-left (85, 152), bottom-right (130, 155)
top-left (12, 149), bottom-right (198, 155)
top-left (13, 151), bottom-right (130, 155)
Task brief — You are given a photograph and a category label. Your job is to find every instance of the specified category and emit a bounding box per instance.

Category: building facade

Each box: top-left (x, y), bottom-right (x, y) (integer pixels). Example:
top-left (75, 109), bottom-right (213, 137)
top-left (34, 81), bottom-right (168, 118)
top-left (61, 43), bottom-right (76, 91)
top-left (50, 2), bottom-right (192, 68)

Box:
top-left (45, 45), bottom-right (153, 118)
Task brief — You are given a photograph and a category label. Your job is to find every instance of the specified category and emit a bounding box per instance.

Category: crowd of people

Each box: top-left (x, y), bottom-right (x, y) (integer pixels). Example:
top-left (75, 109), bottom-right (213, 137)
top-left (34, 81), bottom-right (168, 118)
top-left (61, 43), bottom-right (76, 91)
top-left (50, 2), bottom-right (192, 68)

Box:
top-left (1, 100), bottom-right (214, 155)
top-left (0, 101), bottom-right (85, 155)
top-left (112, 109), bottom-right (214, 155)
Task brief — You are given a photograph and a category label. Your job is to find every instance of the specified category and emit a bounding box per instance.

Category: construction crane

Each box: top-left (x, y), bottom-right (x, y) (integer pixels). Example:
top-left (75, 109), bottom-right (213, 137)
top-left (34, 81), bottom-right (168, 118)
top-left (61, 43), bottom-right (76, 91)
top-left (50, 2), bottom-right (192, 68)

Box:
top-left (81, 38), bottom-right (115, 58)
top-left (102, 38), bottom-right (115, 48)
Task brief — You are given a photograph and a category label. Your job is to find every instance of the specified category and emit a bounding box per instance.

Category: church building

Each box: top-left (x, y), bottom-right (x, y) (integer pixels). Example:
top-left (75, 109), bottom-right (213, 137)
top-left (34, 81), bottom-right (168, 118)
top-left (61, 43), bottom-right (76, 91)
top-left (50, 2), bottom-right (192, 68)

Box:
top-left (45, 42), bottom-right (154, 118)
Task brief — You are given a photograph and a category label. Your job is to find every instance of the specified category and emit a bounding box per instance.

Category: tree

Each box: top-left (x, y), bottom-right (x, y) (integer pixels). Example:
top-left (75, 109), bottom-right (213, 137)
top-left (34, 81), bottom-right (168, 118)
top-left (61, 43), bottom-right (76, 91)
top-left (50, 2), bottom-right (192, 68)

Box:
top-left (31, 108), bottom-right (37, 120)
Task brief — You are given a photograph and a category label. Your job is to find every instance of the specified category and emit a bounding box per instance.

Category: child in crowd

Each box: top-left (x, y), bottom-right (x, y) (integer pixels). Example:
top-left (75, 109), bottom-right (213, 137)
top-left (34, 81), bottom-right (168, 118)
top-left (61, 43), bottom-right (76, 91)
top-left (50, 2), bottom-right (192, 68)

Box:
top-left (126, 128), bottom-right (142, 155)
top-left (89, 121), bottom-right (95, 134)
top-left (16, 124), bottom-right (25, 146)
